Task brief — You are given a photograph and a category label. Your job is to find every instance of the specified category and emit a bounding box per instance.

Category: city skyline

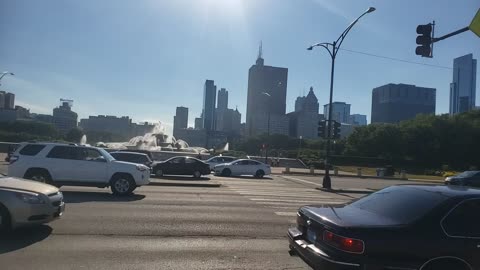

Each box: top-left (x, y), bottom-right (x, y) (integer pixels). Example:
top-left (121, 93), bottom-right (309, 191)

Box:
top-left (1, 0), bottom-right (479, 134)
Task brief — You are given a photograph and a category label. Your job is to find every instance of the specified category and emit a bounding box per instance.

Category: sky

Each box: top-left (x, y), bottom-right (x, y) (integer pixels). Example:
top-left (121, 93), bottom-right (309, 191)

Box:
top-left (1, 0), bottom-right (479, 135)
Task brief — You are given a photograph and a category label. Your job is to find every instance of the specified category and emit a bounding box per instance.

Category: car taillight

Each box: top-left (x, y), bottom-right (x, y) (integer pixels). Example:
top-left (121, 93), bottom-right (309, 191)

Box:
top-left (323, 230), bottom-right (364, 254)
top-left (9, 155), bottom-right (19, 164)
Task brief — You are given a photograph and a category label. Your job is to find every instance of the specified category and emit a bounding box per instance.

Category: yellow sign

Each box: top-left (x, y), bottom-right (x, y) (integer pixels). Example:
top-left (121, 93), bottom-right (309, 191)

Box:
top-left (470, 8), bottom-right (480, 37)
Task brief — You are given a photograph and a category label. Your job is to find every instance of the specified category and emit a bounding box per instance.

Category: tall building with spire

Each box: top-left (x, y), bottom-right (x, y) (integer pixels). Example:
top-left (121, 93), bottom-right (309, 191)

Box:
top-left (246, 43), bottom-right (289, 136)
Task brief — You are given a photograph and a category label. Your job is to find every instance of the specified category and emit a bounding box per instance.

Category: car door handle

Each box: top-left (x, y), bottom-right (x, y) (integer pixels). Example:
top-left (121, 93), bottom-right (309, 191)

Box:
top-left (477, 244), bottom-right (480, 248)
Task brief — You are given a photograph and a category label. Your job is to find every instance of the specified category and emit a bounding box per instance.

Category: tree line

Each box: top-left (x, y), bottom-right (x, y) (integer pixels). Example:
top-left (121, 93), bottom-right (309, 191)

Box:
top-left (231, 110), bottom-right (480, 171)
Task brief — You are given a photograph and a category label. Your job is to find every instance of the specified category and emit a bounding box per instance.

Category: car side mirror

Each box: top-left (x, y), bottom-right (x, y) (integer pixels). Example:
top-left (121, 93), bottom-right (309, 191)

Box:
top-left (95, 156), bottom-right (107, 162)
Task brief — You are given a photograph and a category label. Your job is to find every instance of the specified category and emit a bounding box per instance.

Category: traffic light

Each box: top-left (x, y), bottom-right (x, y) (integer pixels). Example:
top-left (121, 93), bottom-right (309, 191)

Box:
top-left (333, 121), bottom-right (341, 139)
top-left (318, 120), bottom-right (326, 138)
top-left (416, 23), bottom-right (433, 57)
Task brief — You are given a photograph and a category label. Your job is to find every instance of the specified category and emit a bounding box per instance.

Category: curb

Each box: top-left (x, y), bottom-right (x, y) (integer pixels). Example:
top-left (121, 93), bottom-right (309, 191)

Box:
top-left (148, 181), bottom-right (221, 188)
top-left (282, 172), bottom-right (444, 183)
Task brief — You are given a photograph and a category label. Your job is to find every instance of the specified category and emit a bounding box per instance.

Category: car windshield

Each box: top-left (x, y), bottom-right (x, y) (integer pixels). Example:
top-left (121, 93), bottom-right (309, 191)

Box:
top-left (457, 171), bottom-right (478, 178)
top-left (347, 186), bottom-right (451, 224)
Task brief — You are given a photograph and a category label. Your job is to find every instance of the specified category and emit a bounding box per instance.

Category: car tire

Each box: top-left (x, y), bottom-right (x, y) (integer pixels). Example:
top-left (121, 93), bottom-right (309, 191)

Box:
top-left (255, 170), bottom-right (265, 179)
top-left (25, 169), bottom-right (52, 184)
top-left (421, 258), bottom-right (471, 270)
top-left (193, 170), bottom-right (201, 179)
top-left (0, 204), bottom-right (12, 232)
top-left (110, 174), bottom-right (135, 196)
top-left (221, 168), bottom-right (231, 177)
top-left (155, 169), bottom-right (163, 177)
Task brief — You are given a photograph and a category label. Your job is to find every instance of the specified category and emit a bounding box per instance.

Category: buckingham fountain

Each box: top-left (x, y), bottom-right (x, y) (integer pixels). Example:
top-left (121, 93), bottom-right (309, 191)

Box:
top-left (94, 122), bottom-right (227, 159)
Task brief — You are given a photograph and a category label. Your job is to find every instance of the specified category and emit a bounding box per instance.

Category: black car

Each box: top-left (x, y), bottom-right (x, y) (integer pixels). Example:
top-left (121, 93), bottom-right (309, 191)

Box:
top-left (152, 156), bottom-right (210, 178)
top-left (110, 151), bottom-right (153, 168)
top-left (288, 185), bottom-right (480, 270)
top-left (445, 171), bottom-right (480, 187)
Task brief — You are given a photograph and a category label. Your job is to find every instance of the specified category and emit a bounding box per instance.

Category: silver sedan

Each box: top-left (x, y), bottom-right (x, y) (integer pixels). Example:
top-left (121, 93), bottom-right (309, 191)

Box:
top-left (0, 176), bottom-right (65, 230)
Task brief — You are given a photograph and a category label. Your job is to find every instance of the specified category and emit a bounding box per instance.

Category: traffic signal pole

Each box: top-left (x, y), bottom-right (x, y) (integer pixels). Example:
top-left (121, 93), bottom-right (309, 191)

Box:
top-left (432, 26), bottom-right (469, 42)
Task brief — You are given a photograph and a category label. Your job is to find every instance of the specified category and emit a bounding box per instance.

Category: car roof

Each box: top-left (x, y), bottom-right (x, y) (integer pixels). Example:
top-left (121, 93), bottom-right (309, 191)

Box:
top-left (391, 184), bottom-right (480, 198)
top-left (19, 141), bottom-right (78, 146)
top-left (208, 156), bottom-right (236, 159)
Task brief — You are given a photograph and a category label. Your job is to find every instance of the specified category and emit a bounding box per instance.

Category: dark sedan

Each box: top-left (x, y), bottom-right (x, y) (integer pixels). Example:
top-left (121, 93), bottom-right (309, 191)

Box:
top-left (152, 156), bottom-right (210, 178)
top-left (288, 185), bottom-right (480, 270)
top-left (445, 170), bottom-right (480, 187)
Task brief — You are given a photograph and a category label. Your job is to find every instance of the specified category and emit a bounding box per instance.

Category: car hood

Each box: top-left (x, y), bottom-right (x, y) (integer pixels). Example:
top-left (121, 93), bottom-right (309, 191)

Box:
top-left (0, 177), bottom-right (59, 195)
top-left (111, 160), bottom-right (140, 167)
top-left (302, 204), bottom-right (401, 228)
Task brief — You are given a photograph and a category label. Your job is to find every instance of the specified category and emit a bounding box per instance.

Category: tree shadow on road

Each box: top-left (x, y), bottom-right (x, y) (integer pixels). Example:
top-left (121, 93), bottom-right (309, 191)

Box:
top-left (0, 225), bottom-right (52, 254)
top-left (62, 191), bottom-right (146, 203)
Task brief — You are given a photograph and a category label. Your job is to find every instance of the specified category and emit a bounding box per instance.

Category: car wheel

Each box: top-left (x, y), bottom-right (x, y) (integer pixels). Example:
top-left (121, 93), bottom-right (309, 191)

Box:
top-left (193, 170), bottom-right (201, 179)
top-left (26, 169), bottom-right (52, 184)
top-left (155, 169), bottom-right (163, 177)
top-left (221, 168), bottom-right (231, 177)
top-left (110, 175), bottom-right (135, 196)
top-left (0, 204), bottom-right (11, 232)
top-left (255, 170), bottom-right (265, 178)
top-left (421, 258), bottom-right (471, 270)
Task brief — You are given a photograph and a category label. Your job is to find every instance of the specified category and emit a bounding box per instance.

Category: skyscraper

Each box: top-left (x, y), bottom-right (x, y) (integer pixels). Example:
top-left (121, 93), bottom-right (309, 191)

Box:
top-left (0, 91), bottom-right (5, 109)
top-left (217, 88), bottom-right (228, 111)
top-left (4, 92), bottom-right (15, 109)
top-left (203, 80), bottom-right (216, 131)
top-left (324, 102), bottom-right (351, 123)
top-left (53, 100), bottom-right (78, 133)
top-left (173, 106), bottom-right (188, 137)
top-left (246, 44), bottom-right (288, 136)
top-left (288, 87), bottom-right (321, 138)
top-left (371, 83), bottom-right (436, 123)
top-left (348, 114), bottom-right (367, 126)
top-left (194, 117), bottom-right (203, 130)
top-left (450, 54), bottom-right (477, 115)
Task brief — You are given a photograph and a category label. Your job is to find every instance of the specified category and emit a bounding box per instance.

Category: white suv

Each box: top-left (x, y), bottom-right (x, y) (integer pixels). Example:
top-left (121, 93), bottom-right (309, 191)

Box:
top-left (8, 142), bottom-right (150, 196)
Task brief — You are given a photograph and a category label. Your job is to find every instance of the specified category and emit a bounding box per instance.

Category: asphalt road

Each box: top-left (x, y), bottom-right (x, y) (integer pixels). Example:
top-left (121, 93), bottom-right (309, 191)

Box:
top-left (0, 166), bottom-right (364, 270)
top-left (0, 157), bottom-right (433, 270)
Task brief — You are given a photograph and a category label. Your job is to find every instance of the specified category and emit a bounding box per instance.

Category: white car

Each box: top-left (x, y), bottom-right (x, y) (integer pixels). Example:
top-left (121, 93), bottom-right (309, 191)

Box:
top-left (0, 176), bottom-right (65, 230)
top-left (8, 142), bottom-right (150, 196)
top-left (214, 159), bottom-right (271, 178)
top-left (205, 156), bottom-right (237, 170)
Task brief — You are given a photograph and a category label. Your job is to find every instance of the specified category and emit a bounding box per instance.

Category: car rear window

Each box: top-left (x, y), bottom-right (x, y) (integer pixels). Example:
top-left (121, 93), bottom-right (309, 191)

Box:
top-left (19, 144), bottom-right (46, 156)
top-left (347, 186), bottom-right (450, 224)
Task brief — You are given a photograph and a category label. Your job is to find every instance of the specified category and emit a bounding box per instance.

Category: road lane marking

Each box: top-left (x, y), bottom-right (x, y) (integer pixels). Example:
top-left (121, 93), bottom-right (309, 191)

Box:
top-left (249, 198), bottom-right (345, 204)
top-left (275, 212), bottom-right (298, 217)
top-left (280, 176), bottom-right (323, 187)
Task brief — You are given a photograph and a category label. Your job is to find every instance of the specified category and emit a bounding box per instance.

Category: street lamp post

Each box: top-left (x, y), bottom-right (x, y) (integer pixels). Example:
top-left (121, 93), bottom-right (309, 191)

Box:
top-left (0, 71), bottom-right (14, 86)
top-left (307, 7), bottom-right (375, 189)
top-left (297, 136), bottom-right (303, 159)
top-left (262, 92), bottom-right (271, 164)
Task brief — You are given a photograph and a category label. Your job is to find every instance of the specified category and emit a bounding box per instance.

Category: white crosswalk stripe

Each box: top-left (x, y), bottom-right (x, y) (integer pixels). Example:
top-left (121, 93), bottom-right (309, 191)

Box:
top-left (220, 178), bottom-right (350, 218)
